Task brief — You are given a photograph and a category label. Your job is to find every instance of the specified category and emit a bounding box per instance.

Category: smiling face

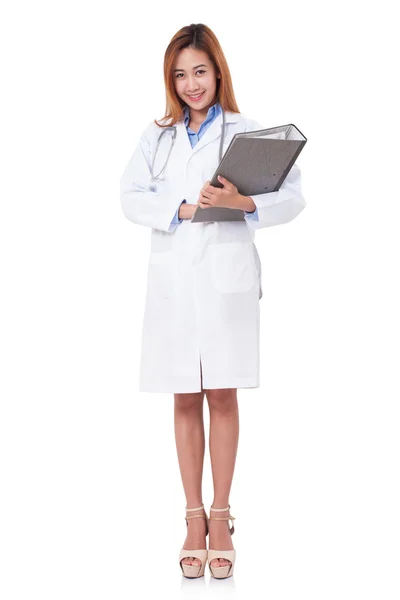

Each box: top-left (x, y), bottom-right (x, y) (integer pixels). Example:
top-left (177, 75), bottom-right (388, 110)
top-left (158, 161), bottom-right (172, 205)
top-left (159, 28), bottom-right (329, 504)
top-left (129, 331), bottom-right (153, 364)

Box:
top-left (173, 47), bottom-right (221, 121)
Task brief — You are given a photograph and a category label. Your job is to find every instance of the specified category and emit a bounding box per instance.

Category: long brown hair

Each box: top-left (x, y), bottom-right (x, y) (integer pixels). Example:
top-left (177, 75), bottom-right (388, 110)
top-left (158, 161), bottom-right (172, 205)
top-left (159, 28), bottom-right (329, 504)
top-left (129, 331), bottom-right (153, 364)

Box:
top-left (154, 23), bottom-right (240, 128)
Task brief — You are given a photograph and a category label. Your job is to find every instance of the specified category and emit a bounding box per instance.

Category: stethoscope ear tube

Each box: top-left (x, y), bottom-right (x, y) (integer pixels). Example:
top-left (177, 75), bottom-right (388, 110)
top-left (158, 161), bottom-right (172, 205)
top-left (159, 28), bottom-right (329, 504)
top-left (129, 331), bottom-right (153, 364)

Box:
top-left (150, 109), bottom-right (226, 181)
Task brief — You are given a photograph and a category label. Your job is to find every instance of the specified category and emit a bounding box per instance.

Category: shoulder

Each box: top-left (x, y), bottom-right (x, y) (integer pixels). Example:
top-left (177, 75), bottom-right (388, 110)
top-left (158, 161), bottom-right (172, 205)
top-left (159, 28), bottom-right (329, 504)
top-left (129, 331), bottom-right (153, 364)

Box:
top-left (241, 114), bottom-right (265, 132)
top-left (139, 120), bottom-right (164, 142)
top-left (224, 111), bottom-right (265, 132)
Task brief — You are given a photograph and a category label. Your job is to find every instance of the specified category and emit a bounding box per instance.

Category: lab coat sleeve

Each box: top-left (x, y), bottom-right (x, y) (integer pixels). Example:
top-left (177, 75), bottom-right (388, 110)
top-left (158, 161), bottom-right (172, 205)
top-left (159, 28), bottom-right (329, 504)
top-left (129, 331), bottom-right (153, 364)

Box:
top-left (170, 200), bottom-right (186, 226)
top-left (244, 207), bottom-right (259, 221)
top-left (120, 123), bottom-right (185, 233)
top-left (243, 119), bottom-right (306, 230)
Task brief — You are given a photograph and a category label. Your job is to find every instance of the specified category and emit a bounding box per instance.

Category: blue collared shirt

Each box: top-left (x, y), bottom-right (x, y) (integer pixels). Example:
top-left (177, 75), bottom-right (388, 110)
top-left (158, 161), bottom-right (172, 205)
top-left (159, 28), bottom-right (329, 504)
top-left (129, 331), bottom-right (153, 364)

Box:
top-left (183, 101), bottom-right (223, 148)
top-left (170, 101), bottom-right (259, 226)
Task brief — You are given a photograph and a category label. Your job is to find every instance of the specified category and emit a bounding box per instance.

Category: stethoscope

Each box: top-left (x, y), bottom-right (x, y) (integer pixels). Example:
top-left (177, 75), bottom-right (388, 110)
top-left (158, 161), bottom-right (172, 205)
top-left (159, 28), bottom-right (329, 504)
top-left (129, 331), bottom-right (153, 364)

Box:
top-left (150, 108), bottom-right (226, 181)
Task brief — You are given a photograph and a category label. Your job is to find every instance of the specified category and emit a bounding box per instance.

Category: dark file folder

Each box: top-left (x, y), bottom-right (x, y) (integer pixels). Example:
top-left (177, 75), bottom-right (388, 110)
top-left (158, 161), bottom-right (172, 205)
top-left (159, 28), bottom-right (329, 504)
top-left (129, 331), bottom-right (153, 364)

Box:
top-left (191, 123), bottom-right (307, 223)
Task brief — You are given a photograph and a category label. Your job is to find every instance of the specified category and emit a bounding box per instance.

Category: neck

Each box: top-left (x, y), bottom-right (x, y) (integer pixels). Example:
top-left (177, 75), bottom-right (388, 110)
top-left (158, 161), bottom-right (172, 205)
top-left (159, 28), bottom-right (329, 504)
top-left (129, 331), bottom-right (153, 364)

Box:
top-left (190, 113), bottom-right (206, 125)
top-left (186, 99), bottom-right (218, 124)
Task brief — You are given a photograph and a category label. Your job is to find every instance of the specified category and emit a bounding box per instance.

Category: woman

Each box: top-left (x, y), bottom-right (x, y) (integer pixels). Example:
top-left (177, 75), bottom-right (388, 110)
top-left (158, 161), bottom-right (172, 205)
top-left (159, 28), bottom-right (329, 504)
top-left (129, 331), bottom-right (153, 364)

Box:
top-left (120, 23), bottom-right (306, 579)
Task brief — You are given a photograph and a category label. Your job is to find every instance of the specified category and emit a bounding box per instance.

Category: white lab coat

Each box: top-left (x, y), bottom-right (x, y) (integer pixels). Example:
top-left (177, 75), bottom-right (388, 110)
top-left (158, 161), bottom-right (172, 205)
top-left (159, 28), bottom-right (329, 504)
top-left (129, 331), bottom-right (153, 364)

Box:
top-left (120, 110), bottom-right (305, 393)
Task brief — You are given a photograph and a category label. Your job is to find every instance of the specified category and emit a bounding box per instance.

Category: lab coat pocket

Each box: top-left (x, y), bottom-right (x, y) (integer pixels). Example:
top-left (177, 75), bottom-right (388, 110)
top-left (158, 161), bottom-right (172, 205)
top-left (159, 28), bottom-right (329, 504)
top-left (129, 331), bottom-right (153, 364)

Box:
top-left (210, 241), bottom-right (256, 294)
top-left (147, 251), bottom-right (176, 301)
top-left (150, 228), bottom-right (174, 253)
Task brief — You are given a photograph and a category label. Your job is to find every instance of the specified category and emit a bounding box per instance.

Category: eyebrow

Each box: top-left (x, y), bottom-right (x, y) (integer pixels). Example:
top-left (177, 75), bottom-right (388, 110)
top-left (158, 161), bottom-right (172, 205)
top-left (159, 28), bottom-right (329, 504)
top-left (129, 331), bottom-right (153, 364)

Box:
top-left (173, 64), bottom-right (208, 72)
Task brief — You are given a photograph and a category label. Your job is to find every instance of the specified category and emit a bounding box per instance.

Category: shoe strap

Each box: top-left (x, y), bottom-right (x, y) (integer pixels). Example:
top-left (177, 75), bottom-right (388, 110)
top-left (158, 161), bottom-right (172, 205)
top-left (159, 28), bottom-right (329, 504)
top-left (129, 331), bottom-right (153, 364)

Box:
top-left (209, 517), bottom-right (235, 536)
top-left (209, 506), bottom-right (235, 535)
top-left (209, 505), bottom-right (235, 519)
top-left (185, 505), bottom-right (208, 522)
top-left (185, 506), bottom-right (209, 535)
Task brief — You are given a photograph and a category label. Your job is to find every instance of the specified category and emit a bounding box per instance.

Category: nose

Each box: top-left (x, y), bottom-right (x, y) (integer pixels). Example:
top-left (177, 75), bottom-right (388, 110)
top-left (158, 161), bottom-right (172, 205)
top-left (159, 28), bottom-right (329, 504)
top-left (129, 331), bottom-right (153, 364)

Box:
top-left (186, 76), bottom-right (201, 93)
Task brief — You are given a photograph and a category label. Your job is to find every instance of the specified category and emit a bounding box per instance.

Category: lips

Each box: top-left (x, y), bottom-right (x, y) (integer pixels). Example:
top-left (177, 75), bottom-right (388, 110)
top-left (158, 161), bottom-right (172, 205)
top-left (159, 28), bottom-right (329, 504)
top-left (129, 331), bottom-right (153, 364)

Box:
top-left (188, 92), bottom-right (204, 100)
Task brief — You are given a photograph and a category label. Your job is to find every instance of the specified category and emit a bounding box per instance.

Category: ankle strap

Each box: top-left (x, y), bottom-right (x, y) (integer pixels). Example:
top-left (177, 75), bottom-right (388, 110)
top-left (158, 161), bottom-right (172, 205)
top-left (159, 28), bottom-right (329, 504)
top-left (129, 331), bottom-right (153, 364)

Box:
top-left (209, 507), bottom-right (235, 535)
top-left (185, 504), bottom-right (204, 512)
top-left (210, 504), bottom-right (230, 512)
top-left (185, 504), bottom-right (208, 525)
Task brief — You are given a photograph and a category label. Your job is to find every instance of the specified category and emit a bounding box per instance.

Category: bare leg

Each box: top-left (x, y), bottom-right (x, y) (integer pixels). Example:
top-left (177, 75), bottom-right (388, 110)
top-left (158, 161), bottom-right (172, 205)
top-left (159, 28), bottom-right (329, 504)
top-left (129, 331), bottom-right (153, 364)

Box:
top-left (174, 390), bottom-right (207, 567)
top-left (206, 388), bottom-right (239, 569)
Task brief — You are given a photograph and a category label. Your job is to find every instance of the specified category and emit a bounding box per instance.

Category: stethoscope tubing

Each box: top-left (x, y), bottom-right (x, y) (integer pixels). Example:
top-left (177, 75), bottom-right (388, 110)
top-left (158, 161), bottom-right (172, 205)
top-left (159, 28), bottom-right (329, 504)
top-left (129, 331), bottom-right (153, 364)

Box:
top-left (150, 108), bottom-right (226, 181)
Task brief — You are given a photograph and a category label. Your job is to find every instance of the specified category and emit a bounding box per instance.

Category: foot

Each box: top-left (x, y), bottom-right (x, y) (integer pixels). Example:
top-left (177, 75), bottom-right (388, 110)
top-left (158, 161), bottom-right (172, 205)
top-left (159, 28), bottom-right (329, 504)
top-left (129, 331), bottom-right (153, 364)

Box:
top-left (181, 507), bottom-right (208, 568)
top-left (208, 507), bottom-right (234, 569)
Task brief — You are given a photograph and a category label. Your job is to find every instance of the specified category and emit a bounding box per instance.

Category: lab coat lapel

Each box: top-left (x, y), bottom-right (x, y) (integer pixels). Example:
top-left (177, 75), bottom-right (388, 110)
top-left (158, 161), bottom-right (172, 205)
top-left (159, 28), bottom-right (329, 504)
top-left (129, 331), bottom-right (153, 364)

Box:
top-left (174, 110), bottom-right (240, 164)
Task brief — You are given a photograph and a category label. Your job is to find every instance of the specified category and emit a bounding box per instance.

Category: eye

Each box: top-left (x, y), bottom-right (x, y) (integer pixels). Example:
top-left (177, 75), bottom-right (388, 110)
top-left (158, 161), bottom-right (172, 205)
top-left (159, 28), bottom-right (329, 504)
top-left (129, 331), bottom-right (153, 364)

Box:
top-left (175, 69), bottom-right (206, 78)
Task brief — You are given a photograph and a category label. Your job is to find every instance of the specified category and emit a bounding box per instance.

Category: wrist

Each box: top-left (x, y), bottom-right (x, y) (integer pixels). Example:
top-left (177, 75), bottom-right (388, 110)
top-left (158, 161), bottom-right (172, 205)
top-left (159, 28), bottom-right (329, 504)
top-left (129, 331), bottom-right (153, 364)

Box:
top-left (178, 199), bottom-right (187, 219)
top-left (237, 193), bottom-right (256, 213)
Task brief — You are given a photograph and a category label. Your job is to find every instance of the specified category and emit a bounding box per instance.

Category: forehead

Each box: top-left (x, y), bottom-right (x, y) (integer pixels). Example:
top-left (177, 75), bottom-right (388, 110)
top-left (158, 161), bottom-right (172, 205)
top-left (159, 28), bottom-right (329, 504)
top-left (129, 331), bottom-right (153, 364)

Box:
top-left (174, 47), bottom-right (211, 69)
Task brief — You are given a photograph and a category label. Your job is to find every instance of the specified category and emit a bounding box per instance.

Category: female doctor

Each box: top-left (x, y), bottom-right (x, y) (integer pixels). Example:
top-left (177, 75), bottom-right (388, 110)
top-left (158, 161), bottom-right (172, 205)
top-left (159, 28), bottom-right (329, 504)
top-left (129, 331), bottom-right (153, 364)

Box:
top-left (120, 23), bottom-right (306, 579)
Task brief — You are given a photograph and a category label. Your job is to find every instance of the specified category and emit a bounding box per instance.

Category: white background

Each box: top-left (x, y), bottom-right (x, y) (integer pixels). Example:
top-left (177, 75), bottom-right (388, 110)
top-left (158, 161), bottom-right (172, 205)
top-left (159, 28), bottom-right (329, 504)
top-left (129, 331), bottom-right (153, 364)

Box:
top-left (1, 0), bottom-right (399, 598)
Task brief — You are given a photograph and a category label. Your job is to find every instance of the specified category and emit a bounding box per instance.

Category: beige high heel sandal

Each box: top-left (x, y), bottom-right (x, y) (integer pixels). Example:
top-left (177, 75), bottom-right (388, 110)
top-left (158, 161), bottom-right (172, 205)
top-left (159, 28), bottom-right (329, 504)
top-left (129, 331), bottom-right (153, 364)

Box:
top-left (207, 504), bottom-right (236, 579)
top-left (179, 504), bottom-right (209, 578)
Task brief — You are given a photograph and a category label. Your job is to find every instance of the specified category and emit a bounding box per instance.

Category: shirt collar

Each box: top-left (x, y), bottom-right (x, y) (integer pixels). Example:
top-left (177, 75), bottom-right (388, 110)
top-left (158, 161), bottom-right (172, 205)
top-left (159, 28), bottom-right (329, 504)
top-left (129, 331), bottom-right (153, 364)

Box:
top-left (183, 101), bottom-right (221, 127)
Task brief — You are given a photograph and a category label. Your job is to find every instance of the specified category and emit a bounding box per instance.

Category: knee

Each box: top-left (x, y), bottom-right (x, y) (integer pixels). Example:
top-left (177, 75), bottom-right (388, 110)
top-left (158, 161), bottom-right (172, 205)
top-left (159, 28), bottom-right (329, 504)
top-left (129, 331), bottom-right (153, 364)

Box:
top-left (174, 392), bottom-right (204, 412)
top-left (206, 388), bottom-right (237, 411)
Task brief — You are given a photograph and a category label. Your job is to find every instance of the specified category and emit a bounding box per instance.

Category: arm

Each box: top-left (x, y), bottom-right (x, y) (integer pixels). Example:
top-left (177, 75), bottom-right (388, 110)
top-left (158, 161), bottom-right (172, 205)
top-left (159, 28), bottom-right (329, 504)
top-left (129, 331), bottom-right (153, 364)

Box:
top-left (120, 124), bottom-right (185, 233)
top-left (241, 119), bottom-right (306, 230)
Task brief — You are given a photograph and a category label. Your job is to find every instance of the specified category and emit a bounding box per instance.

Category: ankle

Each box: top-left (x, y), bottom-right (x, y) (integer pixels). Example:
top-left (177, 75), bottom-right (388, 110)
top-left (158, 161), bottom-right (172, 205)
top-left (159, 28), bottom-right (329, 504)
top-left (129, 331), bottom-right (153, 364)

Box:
top-left (186, 503), bottom-right (204, 511)
top-left (211, 501), bottom-right (229, 508)
top-left (185, 503), bottom-right (207, 524)
top-left (210, 503), bottom-right (230, 512)
top-left (186, 510), bottom-right (206, 519)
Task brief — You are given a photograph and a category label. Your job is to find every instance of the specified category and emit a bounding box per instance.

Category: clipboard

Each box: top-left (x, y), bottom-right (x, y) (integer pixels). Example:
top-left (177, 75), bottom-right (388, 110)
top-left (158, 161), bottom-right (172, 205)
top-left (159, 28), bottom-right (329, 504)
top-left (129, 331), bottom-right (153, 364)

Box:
top-left (191, 123), bottom-right (307, 223)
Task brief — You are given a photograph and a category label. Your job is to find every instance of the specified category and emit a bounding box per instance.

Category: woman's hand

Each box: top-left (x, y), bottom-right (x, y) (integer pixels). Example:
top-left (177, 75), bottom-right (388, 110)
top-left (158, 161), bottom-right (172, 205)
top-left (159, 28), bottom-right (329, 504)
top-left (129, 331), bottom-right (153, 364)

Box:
top-left (197, 176), bottom-right (241, 209)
